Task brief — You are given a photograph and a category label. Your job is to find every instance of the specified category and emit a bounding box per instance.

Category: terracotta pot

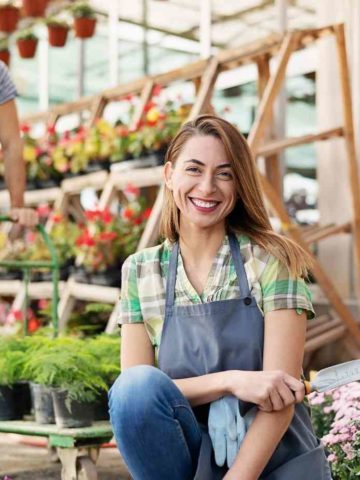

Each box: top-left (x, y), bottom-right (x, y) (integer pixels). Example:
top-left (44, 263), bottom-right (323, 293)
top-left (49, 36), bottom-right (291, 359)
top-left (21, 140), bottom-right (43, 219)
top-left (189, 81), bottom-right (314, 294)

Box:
top-left (47, 24), bottom-right (69, 47)
top-left (0, 6), bottom-right (19, 33)
top-left (0, 49), bottom-right (10, 66)
top-left (23, 0), bottom-right (48, 17)
top-left (17, 38), bottom-right (38, 59)
top-left (73, 17), bottom-right (96, 39)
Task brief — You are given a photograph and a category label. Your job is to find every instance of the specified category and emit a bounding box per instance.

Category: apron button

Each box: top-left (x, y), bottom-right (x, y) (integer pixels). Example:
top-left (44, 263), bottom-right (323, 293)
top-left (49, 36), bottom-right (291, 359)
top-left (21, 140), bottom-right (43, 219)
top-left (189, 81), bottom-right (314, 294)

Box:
top-left (244, 297), bottom-right (252, 305)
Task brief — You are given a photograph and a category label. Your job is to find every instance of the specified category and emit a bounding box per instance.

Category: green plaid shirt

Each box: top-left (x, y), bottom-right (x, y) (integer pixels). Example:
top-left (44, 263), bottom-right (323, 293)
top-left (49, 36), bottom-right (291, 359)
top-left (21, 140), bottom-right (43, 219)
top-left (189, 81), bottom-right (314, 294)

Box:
top-left (118, 234), bottom-right (314, 350)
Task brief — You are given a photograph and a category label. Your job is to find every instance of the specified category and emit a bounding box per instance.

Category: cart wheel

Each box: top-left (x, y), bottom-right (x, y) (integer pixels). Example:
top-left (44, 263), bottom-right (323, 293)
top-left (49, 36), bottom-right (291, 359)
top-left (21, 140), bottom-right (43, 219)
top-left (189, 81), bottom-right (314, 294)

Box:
top-left (77, 456), bottom-right (97, 480)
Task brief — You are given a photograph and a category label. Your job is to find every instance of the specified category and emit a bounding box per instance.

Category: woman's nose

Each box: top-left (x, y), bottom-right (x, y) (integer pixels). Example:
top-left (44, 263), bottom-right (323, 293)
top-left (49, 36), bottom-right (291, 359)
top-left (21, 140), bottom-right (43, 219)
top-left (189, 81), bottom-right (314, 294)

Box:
top-left (198, 174), bottom-right (216, 195)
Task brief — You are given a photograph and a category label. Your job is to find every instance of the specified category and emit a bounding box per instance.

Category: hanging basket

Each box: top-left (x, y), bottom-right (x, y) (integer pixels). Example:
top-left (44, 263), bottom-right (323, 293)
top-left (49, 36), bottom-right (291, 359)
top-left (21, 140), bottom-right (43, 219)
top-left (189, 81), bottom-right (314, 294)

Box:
top-left (17, 38), bottom-right (38, 59)
top-left (47, 24), bottom-right (69, 47)
top-left (23, 0), bottom-right (48, 17)
top-left (73, 17), bottom-right (96, 39)
top-left (0, 49), bottom-right (10, 66)
top-left (0, 5), bottom-right (20, 33)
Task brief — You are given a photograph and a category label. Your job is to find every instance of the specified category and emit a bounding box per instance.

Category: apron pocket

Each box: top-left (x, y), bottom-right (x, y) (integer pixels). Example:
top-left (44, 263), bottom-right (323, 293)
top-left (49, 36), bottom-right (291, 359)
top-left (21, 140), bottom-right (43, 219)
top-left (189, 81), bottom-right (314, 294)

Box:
top-left (262, 444), bottom-right (333, 480)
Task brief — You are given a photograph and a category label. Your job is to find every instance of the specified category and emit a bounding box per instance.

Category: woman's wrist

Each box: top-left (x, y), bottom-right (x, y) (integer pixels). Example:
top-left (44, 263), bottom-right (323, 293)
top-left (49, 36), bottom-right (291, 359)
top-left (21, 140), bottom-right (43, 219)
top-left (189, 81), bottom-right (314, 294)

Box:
top-left (222, 369), bottom-right (245, 396)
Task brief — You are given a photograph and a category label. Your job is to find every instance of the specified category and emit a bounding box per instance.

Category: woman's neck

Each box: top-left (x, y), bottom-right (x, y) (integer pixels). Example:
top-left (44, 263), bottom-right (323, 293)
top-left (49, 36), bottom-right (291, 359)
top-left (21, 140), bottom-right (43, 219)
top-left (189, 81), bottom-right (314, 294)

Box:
top-left (178, 221), bottom-right (226, 267)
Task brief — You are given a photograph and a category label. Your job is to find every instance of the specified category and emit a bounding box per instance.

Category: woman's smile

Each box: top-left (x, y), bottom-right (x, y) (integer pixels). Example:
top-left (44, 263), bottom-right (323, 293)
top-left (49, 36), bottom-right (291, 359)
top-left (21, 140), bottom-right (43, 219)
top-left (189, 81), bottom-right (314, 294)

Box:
top-left (188, 196), bottom-right (221, 213)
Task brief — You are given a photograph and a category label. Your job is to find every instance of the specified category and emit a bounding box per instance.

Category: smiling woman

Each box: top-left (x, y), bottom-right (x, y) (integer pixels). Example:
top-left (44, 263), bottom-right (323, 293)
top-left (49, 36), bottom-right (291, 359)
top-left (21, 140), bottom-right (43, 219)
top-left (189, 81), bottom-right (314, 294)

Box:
top-left (108, 115), bottom-right (333, 480)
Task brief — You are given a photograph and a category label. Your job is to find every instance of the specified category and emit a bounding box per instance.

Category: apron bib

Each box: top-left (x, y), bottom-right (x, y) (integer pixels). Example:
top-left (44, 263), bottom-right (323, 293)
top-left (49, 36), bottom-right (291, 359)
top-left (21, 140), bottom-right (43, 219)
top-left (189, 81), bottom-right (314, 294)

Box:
top-left (158, 234), bottom-right (332, 479)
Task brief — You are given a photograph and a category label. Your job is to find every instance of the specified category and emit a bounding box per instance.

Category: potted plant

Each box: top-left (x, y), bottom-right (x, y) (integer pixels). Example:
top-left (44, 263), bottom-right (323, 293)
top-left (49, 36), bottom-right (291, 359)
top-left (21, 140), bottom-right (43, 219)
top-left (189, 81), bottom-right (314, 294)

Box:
top-left (0, 1), bottom-right (19, 33)
top-left (0, 336), bottom-right (30, 420)
top-left (24, 336), bottom-right (108, 427)
top-left (16, 29), bottom-right (38, 59)
top-left (71, 2), bottom-right (97, 39)
top-left (45, 17), bottom-right (69, 47)
top-left (23, 0), bottom-right (48, 17)
top-left (0, 36), bottom-right (10, 65)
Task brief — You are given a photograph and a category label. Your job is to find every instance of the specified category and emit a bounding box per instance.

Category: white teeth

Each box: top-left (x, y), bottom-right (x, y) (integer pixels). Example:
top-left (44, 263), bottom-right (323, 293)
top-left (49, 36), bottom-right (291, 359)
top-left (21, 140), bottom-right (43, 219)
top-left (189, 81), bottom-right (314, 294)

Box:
top-left (191, 198), bottom-right (218, 208)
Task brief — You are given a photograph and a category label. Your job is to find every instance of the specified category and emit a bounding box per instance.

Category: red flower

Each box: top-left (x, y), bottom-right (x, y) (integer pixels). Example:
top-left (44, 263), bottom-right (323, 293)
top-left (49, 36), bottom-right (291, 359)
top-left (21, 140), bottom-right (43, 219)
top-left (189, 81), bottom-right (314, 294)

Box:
top-left (124, 183), bottom-right (140, 200)
top-left (52, 213), bottom-right (63, 224)
top-left (101, 208), bottom-right (113, 224)
top-left (98, 231), bottom-right (117, 242)
top-left (12, 310), bottom-right (23, 321)
top-left (28, 318), bottom-right (41, 333)
top-left (123, 93), bottom-right (134, 102)
top-left (116, 126), bottom-right (129, 138)
top-left (152, 84), bottom-right (162, 97)
top-left (37, 203), bottom-right (51, 218)
top-left (47, 124), bottom-right (56, 135)
top-left (142, 207), bottom-right (152, 220)
top-left (76, 229), bottom-right (95, 247)
top-left (20, 123), bottom-right (30, 134)
top-left (133, 217), bottom-right (143, 225)
top-left (122, 207), bottom-right (134, 220)
top-left (84, 210), bottom-right (102, 221)
top-left (144, 101), bottom-right (156, 112)
top-left (38, 299), bottom-right (49, 310)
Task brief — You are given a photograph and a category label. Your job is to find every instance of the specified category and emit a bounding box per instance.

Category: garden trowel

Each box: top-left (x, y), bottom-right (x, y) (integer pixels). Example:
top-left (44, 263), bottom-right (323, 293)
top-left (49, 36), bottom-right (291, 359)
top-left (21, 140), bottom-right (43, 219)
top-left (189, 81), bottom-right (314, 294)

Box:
top-left (303, 359), bottom-right (360, 395)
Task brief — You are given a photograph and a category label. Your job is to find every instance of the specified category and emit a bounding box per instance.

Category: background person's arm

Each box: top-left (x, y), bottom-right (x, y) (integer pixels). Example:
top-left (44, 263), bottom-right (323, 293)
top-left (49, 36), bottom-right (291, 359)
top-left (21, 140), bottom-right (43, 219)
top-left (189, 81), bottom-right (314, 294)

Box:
top-left (223, 308), bottom-right (307, 480)
top-left (0, 99), bottom-right (25, 208)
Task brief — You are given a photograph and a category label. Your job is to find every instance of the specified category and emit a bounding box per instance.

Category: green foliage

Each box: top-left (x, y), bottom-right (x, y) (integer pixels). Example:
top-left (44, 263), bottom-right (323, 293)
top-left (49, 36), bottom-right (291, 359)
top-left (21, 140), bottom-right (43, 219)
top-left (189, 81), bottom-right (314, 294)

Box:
top-left (84, 334), bottom-right (120, 384)
top-left (23, 337), bottom-right (107, 402)
top-left (0, 36), bottom-right (9, 51)
top-left (0, 336), bottom-right (28, 385)
top-left (45, 17), bottom-right (69, 28)
top-left (71, 2), bottom-right (96, 18)
top-left (310, 394), bottom-right (335, 438)
top-left (16, 29), bottom-right (37, 41)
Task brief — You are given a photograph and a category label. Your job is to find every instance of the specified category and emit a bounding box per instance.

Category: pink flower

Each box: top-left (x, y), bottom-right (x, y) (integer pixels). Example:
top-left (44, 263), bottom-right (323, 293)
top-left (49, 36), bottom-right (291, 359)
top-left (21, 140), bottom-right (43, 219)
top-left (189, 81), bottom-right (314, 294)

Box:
top-left (327, 453), bottom-right (337, 463)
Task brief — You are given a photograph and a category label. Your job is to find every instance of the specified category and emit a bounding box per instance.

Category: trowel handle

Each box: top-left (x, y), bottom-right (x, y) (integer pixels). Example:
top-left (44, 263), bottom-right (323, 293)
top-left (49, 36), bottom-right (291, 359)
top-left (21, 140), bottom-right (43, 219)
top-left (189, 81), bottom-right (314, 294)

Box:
top-left (302, 380), bottom-right (313, 395)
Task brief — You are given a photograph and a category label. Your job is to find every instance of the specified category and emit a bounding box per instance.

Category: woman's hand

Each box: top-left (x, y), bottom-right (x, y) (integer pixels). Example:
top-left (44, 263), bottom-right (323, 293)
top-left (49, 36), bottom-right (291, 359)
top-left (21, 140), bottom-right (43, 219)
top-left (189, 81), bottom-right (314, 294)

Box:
top-left (225, 370), bottom-right (304, 412)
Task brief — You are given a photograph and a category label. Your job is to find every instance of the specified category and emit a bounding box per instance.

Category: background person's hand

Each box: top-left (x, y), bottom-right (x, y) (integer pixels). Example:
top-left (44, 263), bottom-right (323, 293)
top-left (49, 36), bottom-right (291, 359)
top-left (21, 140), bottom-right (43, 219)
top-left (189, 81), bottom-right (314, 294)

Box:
top-left (8, 208), bottom-right (39, 241)
top-left (226, 369), bottom-right (305, 412)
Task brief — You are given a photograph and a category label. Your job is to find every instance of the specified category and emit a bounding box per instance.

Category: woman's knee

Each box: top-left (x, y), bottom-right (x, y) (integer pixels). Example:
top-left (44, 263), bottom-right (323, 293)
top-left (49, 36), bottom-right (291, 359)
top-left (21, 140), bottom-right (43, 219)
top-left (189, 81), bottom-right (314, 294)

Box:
top-left (108, 365), bottom-right (174, 420)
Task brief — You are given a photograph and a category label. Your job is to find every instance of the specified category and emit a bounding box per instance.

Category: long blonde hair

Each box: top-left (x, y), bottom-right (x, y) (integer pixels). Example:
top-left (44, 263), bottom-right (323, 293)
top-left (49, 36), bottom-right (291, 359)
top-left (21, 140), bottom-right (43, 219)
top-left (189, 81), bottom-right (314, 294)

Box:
top-left (160, 114), bottom-right (313, 278)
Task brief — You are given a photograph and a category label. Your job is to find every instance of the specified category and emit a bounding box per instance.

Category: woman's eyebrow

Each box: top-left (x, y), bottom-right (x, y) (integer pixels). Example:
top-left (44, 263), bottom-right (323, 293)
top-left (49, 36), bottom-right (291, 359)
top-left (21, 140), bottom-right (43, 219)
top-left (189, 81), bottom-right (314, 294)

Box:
top-left (185, 159), bottom-right (231, 168)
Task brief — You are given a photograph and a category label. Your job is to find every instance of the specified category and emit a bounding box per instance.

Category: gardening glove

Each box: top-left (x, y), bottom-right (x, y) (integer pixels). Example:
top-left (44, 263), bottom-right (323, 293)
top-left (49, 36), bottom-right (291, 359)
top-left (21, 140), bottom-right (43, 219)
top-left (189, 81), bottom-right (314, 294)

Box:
top-left (209, 396), bottom-right (258, 469)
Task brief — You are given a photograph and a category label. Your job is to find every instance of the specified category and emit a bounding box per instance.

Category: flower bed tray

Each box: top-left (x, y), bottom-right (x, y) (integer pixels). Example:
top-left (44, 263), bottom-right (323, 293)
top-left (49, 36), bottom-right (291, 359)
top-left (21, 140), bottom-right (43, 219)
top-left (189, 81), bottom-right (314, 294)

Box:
top-left (0, 420), bottom-right (114, 479)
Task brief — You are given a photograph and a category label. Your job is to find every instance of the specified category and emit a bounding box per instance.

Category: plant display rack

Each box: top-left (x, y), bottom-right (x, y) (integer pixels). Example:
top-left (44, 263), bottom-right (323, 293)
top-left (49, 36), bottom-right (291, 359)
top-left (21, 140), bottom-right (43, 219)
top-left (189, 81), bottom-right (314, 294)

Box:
top-left (1, 23), bottom-right (360, 357)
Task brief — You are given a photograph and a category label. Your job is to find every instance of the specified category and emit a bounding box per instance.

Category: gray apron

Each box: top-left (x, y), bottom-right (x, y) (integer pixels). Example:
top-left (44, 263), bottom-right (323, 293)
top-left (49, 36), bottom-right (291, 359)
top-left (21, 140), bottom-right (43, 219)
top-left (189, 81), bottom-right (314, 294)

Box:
top-left (158, 234), bottom-right (332, 480)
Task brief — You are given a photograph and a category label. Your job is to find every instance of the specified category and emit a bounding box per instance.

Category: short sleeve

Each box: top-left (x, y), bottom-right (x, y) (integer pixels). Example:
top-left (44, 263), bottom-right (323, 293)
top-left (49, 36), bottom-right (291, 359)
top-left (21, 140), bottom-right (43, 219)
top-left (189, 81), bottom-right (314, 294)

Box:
top-left (117, 254), bottom-right (143, 325)
top-left (259, 252), bottom-right (315, 320)
top-left (0, 62), bottom-right (17, 104)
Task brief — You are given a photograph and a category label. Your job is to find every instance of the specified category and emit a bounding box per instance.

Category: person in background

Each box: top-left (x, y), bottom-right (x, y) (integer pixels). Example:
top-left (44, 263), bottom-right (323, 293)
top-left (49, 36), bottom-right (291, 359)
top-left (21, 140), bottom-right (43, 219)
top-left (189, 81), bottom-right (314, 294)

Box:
top-left (0, 60), bottom-right (38, 234)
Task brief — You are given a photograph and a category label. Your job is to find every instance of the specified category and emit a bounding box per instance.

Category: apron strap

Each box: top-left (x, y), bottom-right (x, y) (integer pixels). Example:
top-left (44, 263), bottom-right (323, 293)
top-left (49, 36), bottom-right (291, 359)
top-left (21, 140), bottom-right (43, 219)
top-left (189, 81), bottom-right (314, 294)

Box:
top-left (228, 233), bottom-right (251, 297)
top-left (165, 241), bottom-right (179, 311)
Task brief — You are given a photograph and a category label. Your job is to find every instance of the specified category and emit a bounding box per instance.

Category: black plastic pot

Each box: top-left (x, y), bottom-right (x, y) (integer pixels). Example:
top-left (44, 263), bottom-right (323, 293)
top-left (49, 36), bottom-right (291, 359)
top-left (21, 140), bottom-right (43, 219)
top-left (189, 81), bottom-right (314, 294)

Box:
top-left (35, 178), bottom-right (60, 189)
top-left (32, 258), bottom-right (75, 282)
top-left (93, 391), bottom-right (110, 421)
top-left (70, 266), bottom-right (91, 284)
top-left (0, 178), bottom-right (6, 190)
top-left (52, 389), bottom-right (94, 428)
top-left (0, 385), bottom-right (15, 420)
top-left (89, 267), bottom-right (122, 287)
top-left (26, 180), bottom-right (38, 191)
top-left (30, 383), bottom-right (55, 424)
top-left (0, 268), bottom-right (23, 280)
top-left (13, 381), bottom-right (32, 418)
top-left (85, 159), bottom-right (110, 173)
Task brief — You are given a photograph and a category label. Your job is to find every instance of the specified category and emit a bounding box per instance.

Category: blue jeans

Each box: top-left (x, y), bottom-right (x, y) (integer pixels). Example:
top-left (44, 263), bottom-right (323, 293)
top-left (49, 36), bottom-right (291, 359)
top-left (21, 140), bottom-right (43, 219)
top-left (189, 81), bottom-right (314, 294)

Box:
top-left (108, 365), bottom-right (203, 480)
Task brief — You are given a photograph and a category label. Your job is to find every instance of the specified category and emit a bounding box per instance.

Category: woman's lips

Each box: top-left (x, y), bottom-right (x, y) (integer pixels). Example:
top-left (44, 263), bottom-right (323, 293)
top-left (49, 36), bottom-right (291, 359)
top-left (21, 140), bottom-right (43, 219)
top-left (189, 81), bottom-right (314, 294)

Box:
top-left (189, 197), bottom-right (220, 213)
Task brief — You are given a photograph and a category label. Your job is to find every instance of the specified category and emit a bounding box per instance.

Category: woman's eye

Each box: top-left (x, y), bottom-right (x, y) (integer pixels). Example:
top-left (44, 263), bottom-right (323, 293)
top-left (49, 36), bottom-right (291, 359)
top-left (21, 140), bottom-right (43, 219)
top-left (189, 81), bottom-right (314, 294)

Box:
top-left (218, 171), bottom-right (233, 179)
top-left (186, 167), bottom-right (201, 173)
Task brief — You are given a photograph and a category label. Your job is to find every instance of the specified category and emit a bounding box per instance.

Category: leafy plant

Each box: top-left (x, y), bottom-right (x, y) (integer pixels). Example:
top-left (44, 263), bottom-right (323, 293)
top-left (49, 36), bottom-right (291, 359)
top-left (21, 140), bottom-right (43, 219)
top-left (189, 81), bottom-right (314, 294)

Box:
top-left (70, 2), bottom-right (96, 18)
top-left (84, 334), bottom-right (120, 384)
top-left (16, 29), bottom-right (37, 41)
top-left (0, 336), bottom-right (28, 385)
top-left (0, 36), bottom-right (9, 51)
top-left (23, 336), bottom-right (107, 402)
top-left (44, 17), bottom-right (69, 28)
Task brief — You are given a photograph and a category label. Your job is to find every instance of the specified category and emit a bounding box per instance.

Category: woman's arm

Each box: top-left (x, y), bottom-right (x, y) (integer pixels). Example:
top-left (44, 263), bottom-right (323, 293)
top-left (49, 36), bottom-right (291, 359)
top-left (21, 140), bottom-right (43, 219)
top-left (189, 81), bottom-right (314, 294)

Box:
top-left (121, 324), bottom-right (155, 370)
top-left (223, 308), bottom-right (307, 480)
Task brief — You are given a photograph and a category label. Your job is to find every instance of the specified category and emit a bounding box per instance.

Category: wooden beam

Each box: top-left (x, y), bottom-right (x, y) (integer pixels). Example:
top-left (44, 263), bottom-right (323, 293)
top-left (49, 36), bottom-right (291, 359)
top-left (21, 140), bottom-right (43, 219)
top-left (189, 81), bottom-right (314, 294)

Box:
top-left (88, 96), bottom-right (108, 127)
top-left (303, 222), bottom-right (352, 244)
top-left (334, 23), bottom-right (360, 303)
top-left (189, 57), bottom-right (219, 119)
top-left (256, 54), bottom-right (282, 196)
top-left (256, 127), bottom-right (344, 157)
top-left (137, 185), bottom-right (164, 251)
top-left (129, 79), bottom-right (154, 131)
top-left (248, 32), bottom-right (299, 152)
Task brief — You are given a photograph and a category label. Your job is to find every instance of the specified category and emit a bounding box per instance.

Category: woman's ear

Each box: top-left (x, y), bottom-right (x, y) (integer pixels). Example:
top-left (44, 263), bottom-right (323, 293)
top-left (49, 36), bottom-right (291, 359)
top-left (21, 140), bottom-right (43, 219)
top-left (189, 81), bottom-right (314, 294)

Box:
top-left (164, 161), bottom-right (173, 190)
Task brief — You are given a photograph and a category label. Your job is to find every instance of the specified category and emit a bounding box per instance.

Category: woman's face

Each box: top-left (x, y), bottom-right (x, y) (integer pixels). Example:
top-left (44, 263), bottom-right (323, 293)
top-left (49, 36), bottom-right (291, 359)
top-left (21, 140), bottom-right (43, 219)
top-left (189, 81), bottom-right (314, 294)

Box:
top-left (164, 135), bottom-right (237, 232)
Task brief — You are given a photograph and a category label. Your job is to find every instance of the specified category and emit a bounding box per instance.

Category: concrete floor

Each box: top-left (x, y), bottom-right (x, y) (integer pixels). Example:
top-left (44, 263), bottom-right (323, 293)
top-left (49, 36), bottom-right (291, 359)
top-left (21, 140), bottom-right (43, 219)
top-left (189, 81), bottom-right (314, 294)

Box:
top-left (0, 434), bottom-right (130, 479)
